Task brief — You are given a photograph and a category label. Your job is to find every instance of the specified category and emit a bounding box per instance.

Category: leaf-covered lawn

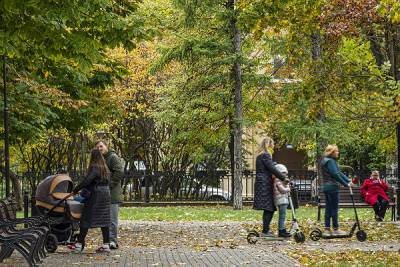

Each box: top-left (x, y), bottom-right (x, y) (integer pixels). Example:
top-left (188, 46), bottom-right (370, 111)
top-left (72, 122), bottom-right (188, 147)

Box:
top-left (14, 205), bottom-right (400, 266)
top-left (120, 205), bottom-right (400, 243)
top-left (289, 250), bottom-right (400, 266)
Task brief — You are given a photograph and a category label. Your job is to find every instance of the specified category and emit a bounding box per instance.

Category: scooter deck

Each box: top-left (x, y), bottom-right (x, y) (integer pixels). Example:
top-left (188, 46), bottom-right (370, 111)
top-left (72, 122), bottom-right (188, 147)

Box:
top-left (322, 234), bottom-right (352, 239)
top-left (258, 236), bottom-right (286, 241)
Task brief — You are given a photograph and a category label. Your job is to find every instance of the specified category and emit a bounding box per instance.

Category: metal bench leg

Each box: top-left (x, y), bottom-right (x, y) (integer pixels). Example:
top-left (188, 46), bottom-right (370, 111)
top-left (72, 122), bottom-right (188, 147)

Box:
top-left (391, 206), bottom-right (393, 221)
top-left (393, 206), bottom-right (396, 221)
top-left (0, 245), bottom-right (14, 262)
top-left (0, 244), bottom-right (14, 261)
top-left (16, 244), bottom-right (36, 267)
top-left (317, 207), bottom-right (321, 221)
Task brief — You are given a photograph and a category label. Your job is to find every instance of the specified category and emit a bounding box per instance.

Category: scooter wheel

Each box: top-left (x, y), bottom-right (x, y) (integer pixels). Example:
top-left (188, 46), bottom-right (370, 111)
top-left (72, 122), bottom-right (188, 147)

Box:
top-left (309, 229), bottom-right (322, 241)
top-left (294, 232), bottom-right (305, 243)
top-left (247, 231), bottom-right (259, 244)
top-left (356, 230), bottom-right (367, 242)
top-left (46, 234), bottom-right (58, 253)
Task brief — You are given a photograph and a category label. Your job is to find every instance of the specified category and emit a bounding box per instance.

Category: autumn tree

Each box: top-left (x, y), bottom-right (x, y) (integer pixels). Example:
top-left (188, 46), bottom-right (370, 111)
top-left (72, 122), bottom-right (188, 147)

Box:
top-left (0, 0), bottom-right (148, 203)
top-left (239, 0), bottom-right (399, 171)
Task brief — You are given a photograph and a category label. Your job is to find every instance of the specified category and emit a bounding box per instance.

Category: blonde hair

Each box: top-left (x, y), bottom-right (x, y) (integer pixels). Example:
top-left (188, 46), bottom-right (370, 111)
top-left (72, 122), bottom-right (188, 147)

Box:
top-left (258, 137), bottom-right (274, 154)
top-left (371, 170), bottom-right (380, 176)
top-left (323, 144), bottom-right (339, 157)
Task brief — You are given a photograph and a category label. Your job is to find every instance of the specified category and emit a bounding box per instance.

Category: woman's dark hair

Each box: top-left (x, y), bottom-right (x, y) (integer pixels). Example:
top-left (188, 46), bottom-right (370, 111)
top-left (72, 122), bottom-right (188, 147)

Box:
top-left (88, 149), bottom-right (110, 182)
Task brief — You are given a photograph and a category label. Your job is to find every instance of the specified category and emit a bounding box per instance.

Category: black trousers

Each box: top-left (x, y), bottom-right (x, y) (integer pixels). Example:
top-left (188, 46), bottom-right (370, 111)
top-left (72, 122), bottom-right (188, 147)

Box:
top-left (262, 210), bottom-right (274, 234)
top-left (373, 195), bottom-right (388, 218)
top-left (78, 226), bottom-right (110, 248)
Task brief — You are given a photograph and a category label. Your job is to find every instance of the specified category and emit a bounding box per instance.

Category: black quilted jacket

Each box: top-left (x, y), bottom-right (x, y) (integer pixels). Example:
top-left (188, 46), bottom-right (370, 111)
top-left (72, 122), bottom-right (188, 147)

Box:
top-left (74, 166), bottom-right (111, 228)
top-left (253, 152), bottom-right (286, 211)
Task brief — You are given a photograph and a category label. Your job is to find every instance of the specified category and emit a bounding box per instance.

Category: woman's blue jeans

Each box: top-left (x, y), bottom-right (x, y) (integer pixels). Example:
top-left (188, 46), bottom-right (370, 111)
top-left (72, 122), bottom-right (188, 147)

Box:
top-left (324, 191), bottom-right (339, 229)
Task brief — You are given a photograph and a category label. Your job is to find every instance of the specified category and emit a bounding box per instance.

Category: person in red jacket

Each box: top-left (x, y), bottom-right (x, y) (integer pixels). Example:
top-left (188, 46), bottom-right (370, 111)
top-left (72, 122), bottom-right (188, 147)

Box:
top-left (360, 171), bottom-right (390, 221)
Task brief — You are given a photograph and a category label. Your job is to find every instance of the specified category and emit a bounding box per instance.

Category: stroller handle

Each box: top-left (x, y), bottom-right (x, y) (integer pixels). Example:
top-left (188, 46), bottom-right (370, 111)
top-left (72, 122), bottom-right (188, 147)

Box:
top-left (47, 192), bottom-right (75, 214)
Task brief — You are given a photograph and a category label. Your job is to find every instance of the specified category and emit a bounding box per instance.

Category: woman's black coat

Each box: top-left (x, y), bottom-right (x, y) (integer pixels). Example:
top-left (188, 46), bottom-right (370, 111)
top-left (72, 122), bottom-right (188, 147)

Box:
top-left (253, 152), bottom-right (287, 211)
top-left (73, 166), bottom-right (111, 228)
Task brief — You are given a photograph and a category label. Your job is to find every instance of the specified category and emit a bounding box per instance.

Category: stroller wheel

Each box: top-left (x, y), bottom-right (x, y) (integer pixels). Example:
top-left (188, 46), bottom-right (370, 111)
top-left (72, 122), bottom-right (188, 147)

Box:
top-left (356, 230), bottom-right (367, 242)
top-left (46, 234), bottom-right (59, 253)
top-left (70, 233), bottom-right (79, 243)
top-left (309, 229), bottom-right (322, 241)
top-left (294, 232), bottom-right (305, 243)
top-left (247, 231), bottom-right (259, 244)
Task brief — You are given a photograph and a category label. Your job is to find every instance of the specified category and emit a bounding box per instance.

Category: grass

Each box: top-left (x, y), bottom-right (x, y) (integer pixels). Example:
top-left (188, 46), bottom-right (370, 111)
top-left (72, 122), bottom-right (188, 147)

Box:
top-left (119, 205), bottom-right (383, 222)
top-left (18, 205), bottom-right (389, 223)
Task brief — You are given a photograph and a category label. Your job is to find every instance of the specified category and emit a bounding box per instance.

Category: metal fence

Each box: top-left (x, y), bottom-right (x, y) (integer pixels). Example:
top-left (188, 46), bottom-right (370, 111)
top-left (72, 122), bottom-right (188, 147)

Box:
top-left (0, 168), bottom-right (398, 204)
top-left (116, 169), bottom-right (318, 203)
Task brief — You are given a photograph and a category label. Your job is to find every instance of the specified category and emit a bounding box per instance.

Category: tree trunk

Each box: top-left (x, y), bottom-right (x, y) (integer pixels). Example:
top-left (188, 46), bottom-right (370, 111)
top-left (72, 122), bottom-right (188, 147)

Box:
top-left (311, 32), bottom-right (325, 192)
top-left (368, 31), bottom-right (385, 66)
top-left (0, 146), bottom-right (23, 209)
top-left (228, 0), bottom-right (243, 210)
top-left (10, 171), bottom-right (22, 210)
top-left (388, 25), bottom-right (400, 219)
top-left (0, 164), bottom-right (23, 210)
top-left (229, 127), bottom-right (235, 203)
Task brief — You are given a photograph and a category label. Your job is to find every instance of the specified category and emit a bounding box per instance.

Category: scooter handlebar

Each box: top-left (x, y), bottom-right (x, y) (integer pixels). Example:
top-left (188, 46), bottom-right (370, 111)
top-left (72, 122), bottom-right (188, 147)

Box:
top-left (349, 184), bottom-right (353, 195)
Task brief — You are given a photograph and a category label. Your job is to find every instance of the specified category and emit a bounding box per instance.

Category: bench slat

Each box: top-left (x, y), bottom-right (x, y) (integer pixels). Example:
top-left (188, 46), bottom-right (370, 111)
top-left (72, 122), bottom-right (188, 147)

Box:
top-left (318, 187), bottom-right (396, 205)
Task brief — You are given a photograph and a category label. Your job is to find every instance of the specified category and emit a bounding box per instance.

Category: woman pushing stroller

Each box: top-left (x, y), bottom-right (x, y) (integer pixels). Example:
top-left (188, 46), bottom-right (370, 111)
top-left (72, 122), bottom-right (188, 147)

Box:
top-left (68, 149), bottom-right (112, 253)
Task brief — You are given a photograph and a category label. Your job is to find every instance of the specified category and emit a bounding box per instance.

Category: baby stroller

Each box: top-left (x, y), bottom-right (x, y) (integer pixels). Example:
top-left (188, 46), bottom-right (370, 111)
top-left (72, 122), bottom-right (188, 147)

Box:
top-left (35, 174), bottom-right (83, 252)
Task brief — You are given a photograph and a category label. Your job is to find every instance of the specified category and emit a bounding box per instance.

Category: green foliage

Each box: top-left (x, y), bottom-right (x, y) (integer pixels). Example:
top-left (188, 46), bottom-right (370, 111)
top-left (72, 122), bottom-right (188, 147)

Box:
top-left (151, 0), bottom-right (275, 167)
top-left (1, 0), bottom-right (399, 175)
top-left (0, 0), bottom-right (149, 142)
top-left (239, 0), bottom-right (400, 168)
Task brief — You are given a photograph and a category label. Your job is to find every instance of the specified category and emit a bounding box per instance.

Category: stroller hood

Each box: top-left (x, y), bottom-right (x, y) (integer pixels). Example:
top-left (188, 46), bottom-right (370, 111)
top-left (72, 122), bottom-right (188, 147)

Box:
top-left (35, 174), bottom-right (82, 219)
top-left (36, 174), bottom-right (74, 201)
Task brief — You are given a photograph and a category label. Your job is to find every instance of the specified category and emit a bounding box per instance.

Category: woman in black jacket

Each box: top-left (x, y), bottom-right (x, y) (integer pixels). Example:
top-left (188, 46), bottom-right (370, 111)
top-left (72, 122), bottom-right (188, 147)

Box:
top-left (68, 149), bottom-right (111, 253)
top-left (253, 137), bottom-right (288, 237)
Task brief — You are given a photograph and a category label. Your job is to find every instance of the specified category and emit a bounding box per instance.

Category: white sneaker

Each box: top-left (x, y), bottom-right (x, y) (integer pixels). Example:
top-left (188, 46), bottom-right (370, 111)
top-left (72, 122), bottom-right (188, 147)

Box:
top-left (322, 229), bottom-right (332, 237)
top-left (67, 243), bottom-right (83, 253)
top-left (110, 241), bottom-right (119, 249)
top-left (96, 244), bottom-right (111, 253)
top-left (259, 232), bottom-right (276, 238)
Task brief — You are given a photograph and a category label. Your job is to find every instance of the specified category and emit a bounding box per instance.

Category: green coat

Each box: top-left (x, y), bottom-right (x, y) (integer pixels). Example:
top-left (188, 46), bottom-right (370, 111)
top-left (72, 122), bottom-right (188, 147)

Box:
top-left (104, 149), bottom-right (124, 204)
top-left (320, 157), bottom-right (350, 193)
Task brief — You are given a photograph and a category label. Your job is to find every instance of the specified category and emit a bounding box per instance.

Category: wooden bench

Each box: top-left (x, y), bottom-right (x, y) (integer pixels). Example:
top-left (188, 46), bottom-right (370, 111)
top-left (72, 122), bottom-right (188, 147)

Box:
top-left (317, 187), bottom-right (397, 221)
top-left (0, 199), bottom-right (49, 267)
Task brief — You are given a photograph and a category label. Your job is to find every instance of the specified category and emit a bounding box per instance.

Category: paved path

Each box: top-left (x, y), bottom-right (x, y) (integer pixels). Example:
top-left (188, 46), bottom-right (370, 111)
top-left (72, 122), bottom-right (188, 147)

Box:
top-left (2, 221), bottom-right (400, 266)
top-left (0, 221), bottom-right (298, 267)
top-left (39, 246), bottom-right (297, 267)
top-left (2, 246), bottom-right (298, 267)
